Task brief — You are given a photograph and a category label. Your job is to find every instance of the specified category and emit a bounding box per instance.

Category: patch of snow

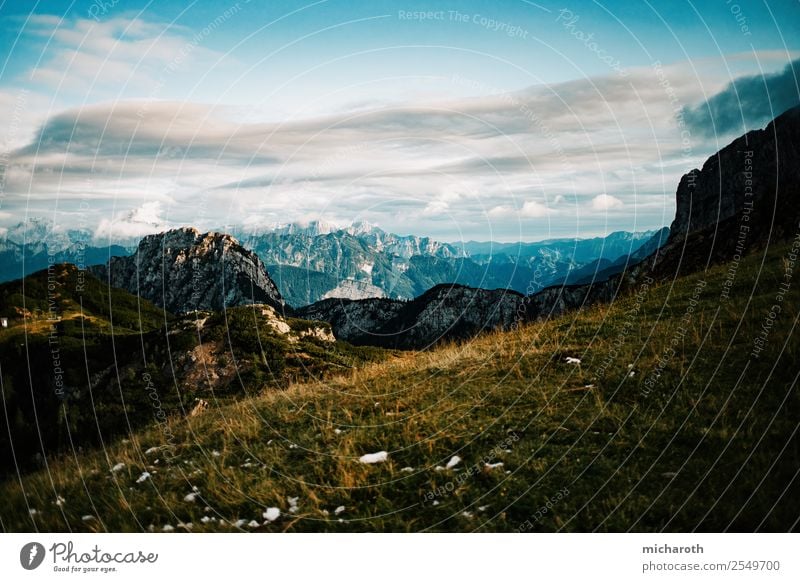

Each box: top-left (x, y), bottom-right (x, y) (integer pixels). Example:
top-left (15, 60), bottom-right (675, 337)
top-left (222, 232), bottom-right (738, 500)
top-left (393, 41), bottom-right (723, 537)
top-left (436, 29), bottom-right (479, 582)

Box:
top-left (184, 493), bottom-right (198, 502)
top-left (81, 515), bottom-right (95, 522)
top-left (263, 507), bottom-right (280, 522)
top-left (359, 451), bottom-right (388, 464)
top-left (136, 472), bottom-right (151, 484)
top-left (145, 447), bottom-right (159, 455)
top-left (565, 357), bottom-right (581, 365)
top-left (322, 279), bottom-right (386, 301)
top-left (55, 495), bottom-right (65, 507)
top-left (247, 520), bottom-right (260, 528)
top-left (445, 455), bottom-right (461, 469)
top-left (400, 467), bottom-right (414, 473)
top-left (211, 450), bottom-right (220, 457)
top-left (111, 463), bottom-right (125, 473)
top-left (162, 525), bottom-right (174, 532)
top-left (432, 500), bottom-right (440, 506)
top-left (485, 462), bottom-right (504, 469)
top-left (234, 519), bottom-right (248, 528)
top-left (334, 506), bottom-right (346, 515)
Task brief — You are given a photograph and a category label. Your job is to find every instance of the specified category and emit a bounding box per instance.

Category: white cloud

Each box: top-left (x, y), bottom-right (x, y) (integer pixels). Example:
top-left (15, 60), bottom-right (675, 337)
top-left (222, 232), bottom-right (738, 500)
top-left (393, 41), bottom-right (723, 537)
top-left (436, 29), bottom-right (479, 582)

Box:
top-left (590, 194), bottom-right (624, 211)
top-left (23, 14), bottom-right (225, 95)
top-left (520, 200), bottom-right (552, 218)
top-left (6, 52), bottom-right (789, 239)
top-left (94, 201), bottom-right (169, 243)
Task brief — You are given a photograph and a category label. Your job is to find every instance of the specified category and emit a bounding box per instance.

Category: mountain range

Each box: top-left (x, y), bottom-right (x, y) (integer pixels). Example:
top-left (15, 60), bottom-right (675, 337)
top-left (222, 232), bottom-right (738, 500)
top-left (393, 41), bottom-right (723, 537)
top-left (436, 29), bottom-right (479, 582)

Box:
top-left (2, 216), bottom-right (663, 308)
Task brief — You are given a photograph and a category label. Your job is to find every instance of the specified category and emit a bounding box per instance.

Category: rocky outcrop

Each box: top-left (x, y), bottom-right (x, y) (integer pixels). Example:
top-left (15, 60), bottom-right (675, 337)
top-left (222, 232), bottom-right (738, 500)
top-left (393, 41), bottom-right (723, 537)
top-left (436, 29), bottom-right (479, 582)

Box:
top-left (664, 105), bottom-right (800, 266)
top-left (298, 284), bottom-right (525, 349)
top-left (92, 227), bottom-right (285, 314)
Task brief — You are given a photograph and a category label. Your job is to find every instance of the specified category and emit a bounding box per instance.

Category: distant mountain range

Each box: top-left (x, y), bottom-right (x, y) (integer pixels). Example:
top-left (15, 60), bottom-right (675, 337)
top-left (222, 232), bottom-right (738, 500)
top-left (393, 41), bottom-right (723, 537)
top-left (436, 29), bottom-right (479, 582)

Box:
top-left (1, 217), bottom-right (665, 308)
top-left (232, 222), bottom-right (664, 307)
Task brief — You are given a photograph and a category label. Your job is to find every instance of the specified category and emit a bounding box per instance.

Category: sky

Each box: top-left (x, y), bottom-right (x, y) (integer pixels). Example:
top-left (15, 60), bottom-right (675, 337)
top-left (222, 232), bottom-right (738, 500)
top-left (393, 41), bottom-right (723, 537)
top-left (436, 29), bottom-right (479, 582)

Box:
top-left (0, 0), bottom-right (798, 243)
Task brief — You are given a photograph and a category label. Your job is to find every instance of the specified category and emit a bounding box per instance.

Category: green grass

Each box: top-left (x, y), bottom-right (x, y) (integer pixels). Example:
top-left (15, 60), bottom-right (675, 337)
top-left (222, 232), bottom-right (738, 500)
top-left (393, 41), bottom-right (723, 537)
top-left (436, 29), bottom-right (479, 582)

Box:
top-left (0, 267), bottom-right (388, 479)
top-left (1, 244), bottom-right (798, 532)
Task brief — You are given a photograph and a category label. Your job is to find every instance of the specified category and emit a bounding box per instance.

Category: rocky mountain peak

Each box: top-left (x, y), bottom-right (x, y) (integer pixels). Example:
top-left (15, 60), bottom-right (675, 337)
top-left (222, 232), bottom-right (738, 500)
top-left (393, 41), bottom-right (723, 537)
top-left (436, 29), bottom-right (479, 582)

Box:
top-left (92, 228), bottom-right (285, 315)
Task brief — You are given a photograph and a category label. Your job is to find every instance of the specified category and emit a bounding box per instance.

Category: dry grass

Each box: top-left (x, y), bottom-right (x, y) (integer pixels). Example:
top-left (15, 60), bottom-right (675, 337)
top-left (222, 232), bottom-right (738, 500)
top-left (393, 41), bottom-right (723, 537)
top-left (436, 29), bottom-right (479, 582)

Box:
top-left (2, 243), bottom-right (798, 532)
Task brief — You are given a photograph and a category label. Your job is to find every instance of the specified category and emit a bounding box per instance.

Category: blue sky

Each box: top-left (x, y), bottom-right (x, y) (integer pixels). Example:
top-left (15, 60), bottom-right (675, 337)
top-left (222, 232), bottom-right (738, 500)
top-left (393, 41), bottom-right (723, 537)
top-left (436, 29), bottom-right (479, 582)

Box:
top-left (0, 0), bottom-right (798, 242)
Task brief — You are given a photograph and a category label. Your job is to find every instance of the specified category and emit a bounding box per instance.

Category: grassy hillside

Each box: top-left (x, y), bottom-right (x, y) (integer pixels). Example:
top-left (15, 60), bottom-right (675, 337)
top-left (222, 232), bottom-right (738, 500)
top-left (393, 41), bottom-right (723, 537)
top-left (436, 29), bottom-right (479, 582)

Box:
top-left (0, 265), bottom-right (387, 478)
top-left (2, 243), bottom-right (798, 532)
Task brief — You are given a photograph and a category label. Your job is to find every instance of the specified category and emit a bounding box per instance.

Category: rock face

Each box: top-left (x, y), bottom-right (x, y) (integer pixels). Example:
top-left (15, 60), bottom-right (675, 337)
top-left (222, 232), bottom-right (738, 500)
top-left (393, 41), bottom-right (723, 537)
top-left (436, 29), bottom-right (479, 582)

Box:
top-left (667, 105), bottom-right (800, 256)
top-left (92, 228), bottom-right (285, 314)
top-left (298, 284), bottom-right (525, 349)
